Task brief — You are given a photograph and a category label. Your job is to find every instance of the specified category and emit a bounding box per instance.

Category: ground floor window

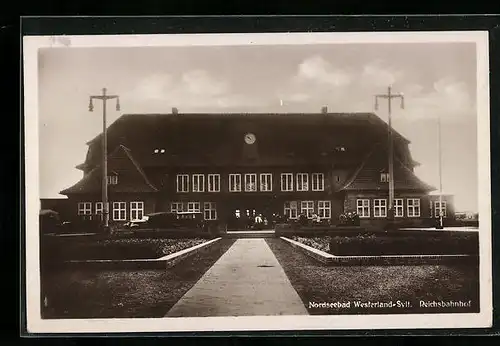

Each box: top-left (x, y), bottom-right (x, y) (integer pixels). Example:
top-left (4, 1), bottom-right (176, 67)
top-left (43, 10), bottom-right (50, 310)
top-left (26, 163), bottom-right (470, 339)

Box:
top-left (112, 202), bottom-right (127, 221)
top-left (373, 199), bottom-right (387, 218)
top-left (434, 201), bottom-right (447, 217)
top-left (187, 201), bottom-right (201, 213)
top-left (394, 198), bottom-right (404, 217)
top-left (407, 198), bottom-right (421, 217)
top-left (95, 202), bottom-right (109, 220)
top-left (130, 201), bottom-right (144, 220)
top-left (300, 200), bottom-right (314, 218)
top-left (78, 202), bottom-right (92, 220)
top-left (204, 202), bottom-right (217, 220)
top-left (171, 202), bottom-right (183, 213)
top-left (318, 200), bottom-right (331, 219)
top-left (284, 201), bottom-right (298, 219)
top-left (356, 199), bottom-right (370, 218)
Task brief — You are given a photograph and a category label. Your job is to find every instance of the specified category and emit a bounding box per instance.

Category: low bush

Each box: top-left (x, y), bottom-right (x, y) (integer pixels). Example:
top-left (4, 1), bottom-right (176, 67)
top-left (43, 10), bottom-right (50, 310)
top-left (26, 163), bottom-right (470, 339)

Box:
top-left (290, 232), bottom-right (479, 256)
top-left (43, 238), bottom-right (206, 261)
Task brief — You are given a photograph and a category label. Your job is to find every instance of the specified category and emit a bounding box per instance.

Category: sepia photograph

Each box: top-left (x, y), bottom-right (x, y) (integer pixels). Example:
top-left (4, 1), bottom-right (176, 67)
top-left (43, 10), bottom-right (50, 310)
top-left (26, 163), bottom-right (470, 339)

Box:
top-left (24, 31), bottom-right (492, 333)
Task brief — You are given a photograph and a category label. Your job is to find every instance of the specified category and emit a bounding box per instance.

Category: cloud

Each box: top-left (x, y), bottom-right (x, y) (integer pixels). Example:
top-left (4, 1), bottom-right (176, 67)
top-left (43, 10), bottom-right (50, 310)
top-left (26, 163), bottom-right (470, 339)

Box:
top-left (296, 56), bottom-right (352, 87)
top-left (181, 69), bottom-right (228, 96)
top-left (361, 60), bottom-right (403, 87)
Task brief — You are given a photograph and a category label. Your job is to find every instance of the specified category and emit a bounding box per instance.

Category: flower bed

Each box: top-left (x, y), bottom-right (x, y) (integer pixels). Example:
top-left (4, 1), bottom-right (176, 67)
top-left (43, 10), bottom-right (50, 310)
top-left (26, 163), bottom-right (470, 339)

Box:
top-left (290, 232), bottom-right (478, 256)
top-left (46, 238), bottom-right (207, 261)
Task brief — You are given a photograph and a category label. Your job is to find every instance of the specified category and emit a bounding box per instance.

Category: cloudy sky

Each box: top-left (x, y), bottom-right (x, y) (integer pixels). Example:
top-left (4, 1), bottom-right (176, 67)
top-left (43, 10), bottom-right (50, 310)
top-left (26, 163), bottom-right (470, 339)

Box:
top-left (38, 42), bottom-right (479, 212)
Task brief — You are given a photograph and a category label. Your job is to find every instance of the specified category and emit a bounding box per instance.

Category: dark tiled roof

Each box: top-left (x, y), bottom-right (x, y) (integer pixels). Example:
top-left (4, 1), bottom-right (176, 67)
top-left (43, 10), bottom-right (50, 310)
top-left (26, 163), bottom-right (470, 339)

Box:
top-left (80, 112), bottom-right (413, 170)
top-left (338, 144), bottom-right (435, 193)
top-left (60, 145), bottom-right (158, 195)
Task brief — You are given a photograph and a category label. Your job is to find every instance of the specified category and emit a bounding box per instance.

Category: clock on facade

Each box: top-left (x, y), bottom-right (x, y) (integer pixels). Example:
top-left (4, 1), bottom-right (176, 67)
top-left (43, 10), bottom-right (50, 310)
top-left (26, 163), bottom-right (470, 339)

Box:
top-left (244, 133), bottom-right (256, 144)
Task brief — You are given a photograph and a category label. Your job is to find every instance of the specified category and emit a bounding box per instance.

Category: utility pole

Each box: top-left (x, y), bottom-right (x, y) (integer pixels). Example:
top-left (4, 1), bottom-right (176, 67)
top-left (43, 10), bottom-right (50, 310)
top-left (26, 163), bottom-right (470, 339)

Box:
top-left (375, 86), bottom-right (404, 221)
top-left (437, 113), bottom-right (444, 229)
top-left (89, 88), bottom-right (120, 230)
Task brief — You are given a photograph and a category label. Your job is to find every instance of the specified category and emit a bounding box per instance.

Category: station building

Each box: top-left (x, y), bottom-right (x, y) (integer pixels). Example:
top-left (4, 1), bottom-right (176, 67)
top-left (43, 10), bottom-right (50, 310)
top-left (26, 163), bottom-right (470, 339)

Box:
top-left (60, 109), bottom-right (454, 229)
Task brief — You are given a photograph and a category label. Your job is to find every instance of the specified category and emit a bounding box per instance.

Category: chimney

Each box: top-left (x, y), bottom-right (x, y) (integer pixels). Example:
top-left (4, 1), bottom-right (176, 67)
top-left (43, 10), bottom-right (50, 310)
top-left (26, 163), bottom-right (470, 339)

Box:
top-left (321, 106), bottom-right (328, 114)
top-left (172, 107), bottom-right (178, 115)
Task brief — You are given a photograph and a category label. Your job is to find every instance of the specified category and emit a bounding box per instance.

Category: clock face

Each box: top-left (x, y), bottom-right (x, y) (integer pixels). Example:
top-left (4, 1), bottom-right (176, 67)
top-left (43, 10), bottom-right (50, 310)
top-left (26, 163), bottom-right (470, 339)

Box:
top-left (244, 133), bottom-right (256, 144)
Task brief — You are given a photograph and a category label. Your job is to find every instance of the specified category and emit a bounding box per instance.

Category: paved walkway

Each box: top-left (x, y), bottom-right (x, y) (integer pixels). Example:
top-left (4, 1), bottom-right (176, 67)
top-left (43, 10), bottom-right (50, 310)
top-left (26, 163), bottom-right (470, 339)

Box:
top-left (166, 239), bottom-right (308, 317)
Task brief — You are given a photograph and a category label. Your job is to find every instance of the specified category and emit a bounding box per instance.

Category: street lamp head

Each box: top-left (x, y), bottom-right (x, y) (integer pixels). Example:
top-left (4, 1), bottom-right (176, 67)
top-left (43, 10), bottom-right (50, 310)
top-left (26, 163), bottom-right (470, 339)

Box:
top-left (400, 97), bottom-right (405, 110)
top-left (374, 97), bottom-right (379, 111)
top-left (116, 98), bottom-right (121, 112)
top-left (88, 98), bottom-right (94, 112)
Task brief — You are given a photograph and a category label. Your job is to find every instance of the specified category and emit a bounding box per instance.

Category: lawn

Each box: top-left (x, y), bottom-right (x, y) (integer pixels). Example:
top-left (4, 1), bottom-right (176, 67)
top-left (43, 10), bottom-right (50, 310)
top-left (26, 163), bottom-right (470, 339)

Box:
top-left (266, 238), bottom-right (480, 315)
top-left (41, 238), bottom-right (236, 319)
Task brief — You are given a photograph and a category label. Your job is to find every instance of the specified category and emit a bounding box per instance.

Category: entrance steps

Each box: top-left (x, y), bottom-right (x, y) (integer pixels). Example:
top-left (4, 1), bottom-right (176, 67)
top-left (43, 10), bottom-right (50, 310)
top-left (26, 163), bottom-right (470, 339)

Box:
top-left (224, 229), bottom-right (275, 238)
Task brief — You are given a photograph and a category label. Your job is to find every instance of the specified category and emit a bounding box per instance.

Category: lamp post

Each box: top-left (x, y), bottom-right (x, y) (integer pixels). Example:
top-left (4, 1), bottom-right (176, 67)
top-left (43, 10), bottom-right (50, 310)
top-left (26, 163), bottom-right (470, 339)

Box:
top-left (437, 113), bottom-right (444, 229)
top-left (375, 86), bottom-right (405, 222)
top-left (89, 88), bottom-right (120, 230)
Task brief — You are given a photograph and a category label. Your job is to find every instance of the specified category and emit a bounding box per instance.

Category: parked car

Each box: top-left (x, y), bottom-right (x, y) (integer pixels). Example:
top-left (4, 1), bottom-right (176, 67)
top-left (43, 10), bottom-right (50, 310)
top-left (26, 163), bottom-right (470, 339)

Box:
top-left (124, 215), bottom-right (150, 229)
top-left (142, 211), bottom-right (206, 231)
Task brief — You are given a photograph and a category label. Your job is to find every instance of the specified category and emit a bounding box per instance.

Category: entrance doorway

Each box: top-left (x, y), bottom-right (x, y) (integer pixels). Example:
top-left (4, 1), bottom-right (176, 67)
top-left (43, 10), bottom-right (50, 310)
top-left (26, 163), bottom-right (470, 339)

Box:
top-left (227, 206), bottom-right (271, 230)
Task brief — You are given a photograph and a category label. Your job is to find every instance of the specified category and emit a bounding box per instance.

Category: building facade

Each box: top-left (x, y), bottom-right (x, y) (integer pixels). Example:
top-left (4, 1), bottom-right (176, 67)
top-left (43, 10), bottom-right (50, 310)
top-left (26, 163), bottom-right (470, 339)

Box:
top-left (60, 111), bottom-right (454, 229)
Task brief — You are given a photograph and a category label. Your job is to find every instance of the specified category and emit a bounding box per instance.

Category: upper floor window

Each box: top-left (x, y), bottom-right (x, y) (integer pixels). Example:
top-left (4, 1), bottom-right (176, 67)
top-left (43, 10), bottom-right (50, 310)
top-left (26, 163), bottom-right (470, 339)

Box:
top-left (107, 175), bottom-right (118, 185)
top-left (244, 173), bottom-right (257, 192)
top-left (192, 174), bottom-right (205, 192)
top-left (380, 172), bottom-right (390, 183)
top-left (229, 174), bottom-right (242, 192)
top-left (311, 173), bottom-right (324, 191)
top-left (281, 173), bottom-right (293, 192)
top-left (260, 173), bottom-right (272, 192)
top-left (296, 173), bottom-right (309, 191)
top-left (207, 174), bottom-right (220, 192)
top-left (177, 174), bottom-right (189, 192)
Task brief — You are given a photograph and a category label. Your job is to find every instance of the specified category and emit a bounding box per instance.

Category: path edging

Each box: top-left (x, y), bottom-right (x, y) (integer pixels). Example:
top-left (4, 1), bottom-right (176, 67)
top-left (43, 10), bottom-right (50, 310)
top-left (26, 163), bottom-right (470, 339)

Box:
top-left (280, 236), bottom-right (477, 265)
top-left (63, 237), bottom-right (222, 270)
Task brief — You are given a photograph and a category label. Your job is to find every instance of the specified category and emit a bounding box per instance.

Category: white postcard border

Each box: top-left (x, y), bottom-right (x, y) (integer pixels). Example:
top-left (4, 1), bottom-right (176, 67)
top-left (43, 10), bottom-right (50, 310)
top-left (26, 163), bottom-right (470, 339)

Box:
top-left (23, 31), bottom-right (492, 333)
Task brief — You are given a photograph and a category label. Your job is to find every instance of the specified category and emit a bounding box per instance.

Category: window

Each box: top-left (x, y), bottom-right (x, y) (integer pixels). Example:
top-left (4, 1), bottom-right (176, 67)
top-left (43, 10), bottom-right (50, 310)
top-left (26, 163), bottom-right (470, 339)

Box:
top-left (284, 201), bottom-right (298, 219)
top-left (78, 202), bottom-right (92, 220)
top-left (207, 174), bottom-right (220, 192)
top-left (311, 173), bottom-right (324, 191)
top-left (373, 199), bottom-right (387, 218)
top-left (130, 201), bottom-right (144, 220)
top-left (112, 202), bottom-right (127, 221)
top-left (204, 202), bottom-right (217, 220)
top-left (177, 174), bottom-right (189, 192)
top-left (260, 173), bottom-right (272, 192)
top-left (281, 173), bottom-right (293, 191)
top-left (107, 175), bottom-right (118, 185)
top-left (187, 202), bottom-right (201, 213)
top-left (171, 202), bottom-right (183, 213)
top-left (300, 201), bottom-right (315, 218)
top-left (244, 173), bottom-right (257, 192)
top-left (434, 201), bottom-right (447, 218)
top-left (95, 202), bottom-right (109, 220)
top-left (357, 199), bottom-right (370, 218)
top-left (407, 198), bottom-right (421, 217)
top-left (192, 174), bottom-right (205, 192)
top-left (318, 200), bottom-right (331, 219)
top-left (229, 174), bottom-right (242, 192)
top-left (380, 172), bottom-right (390, 183)
top-left (296, 173), bottom-right (309, 191)
top-left (394, 199), bottom-right (404, 217)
